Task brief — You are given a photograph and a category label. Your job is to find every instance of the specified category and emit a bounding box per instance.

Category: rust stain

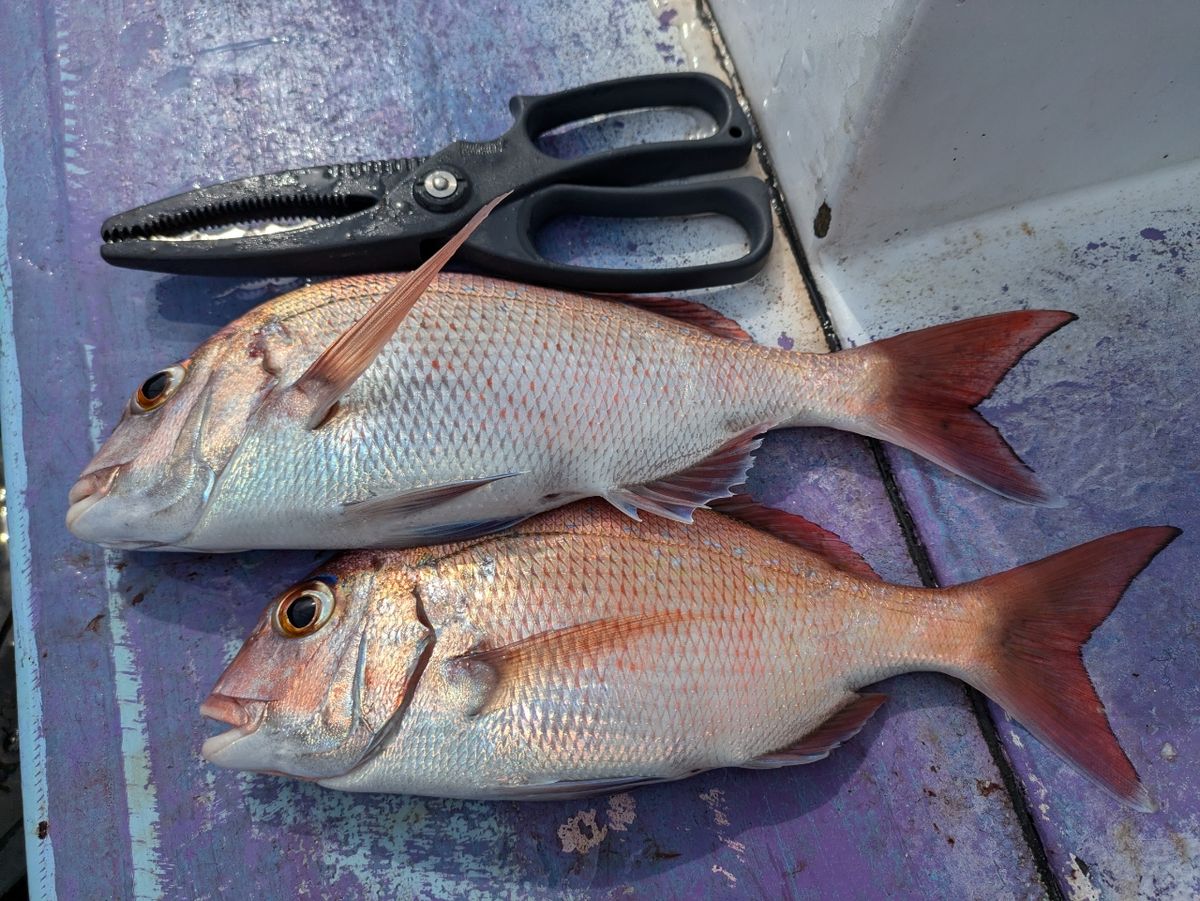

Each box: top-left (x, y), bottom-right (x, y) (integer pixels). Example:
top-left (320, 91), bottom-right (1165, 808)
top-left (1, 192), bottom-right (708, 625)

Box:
top-left (1168, 831), bottom-right (1190, 864)
top-left (84, 613), bottom-right (105, 633)
top-left (1020, 221), bottom-right (1036, 237)
top-left (975, 779), bottom-right (1003, 797)
top-left (36, 821), bottom-right (48, 839)
top-left (130, 592), bottom-right (145, 607)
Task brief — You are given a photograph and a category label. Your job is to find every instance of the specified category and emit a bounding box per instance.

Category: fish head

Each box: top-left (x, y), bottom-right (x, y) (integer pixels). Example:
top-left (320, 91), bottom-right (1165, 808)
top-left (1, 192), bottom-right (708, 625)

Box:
top-left (201, 556), bottom-right (433, 779)
top-left (66, 316), bottom-right (286, 549)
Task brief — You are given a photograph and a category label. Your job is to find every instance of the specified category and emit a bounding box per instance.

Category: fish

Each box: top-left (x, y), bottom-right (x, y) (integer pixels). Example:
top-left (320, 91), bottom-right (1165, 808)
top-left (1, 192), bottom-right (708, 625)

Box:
top-left (68, 199), bottom-right (1074, 551)
top-left (200, 495), bottom-right (1176, 808)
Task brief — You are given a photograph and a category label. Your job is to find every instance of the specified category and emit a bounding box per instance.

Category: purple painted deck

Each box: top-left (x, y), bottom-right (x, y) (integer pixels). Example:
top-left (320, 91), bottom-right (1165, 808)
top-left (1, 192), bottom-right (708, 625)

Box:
top-left (0, 0), bottom-right (1136, 897)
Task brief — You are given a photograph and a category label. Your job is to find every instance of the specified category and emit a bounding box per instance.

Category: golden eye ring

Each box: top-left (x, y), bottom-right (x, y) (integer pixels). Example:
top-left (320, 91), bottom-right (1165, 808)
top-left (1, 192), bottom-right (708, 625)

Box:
top-left (131, 363), bottom-right (187, 413)
top-left (274, 580), bottom-right (336, 638)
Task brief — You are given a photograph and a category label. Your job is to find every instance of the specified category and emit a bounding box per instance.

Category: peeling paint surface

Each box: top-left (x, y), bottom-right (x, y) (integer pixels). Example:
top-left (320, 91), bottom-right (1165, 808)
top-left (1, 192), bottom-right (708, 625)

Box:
top-left (0, 0), bottom-right (1064, 897)
top-left (820, 171), bottom-right (1200, 899)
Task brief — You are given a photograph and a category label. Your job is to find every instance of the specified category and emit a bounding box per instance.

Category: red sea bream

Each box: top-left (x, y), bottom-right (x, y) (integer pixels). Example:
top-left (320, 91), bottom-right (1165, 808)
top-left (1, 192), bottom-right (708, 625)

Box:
top-left (200, 498), bottom-right (1174, 807)
top-left (66, 264), bottom-right (1073, 551)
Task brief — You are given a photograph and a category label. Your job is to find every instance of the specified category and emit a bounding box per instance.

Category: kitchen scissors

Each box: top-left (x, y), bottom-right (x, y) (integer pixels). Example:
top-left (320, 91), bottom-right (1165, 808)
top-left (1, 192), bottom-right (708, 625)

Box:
top-left (99, 72), bottom-right (772, 292)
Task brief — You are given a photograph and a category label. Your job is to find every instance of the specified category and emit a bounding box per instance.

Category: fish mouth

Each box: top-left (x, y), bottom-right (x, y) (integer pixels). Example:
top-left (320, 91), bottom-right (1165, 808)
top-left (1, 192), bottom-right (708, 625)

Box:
top-left (66, 465), bottom-right (122, 531)
top-left (200, 693), bottom-right (267, 761)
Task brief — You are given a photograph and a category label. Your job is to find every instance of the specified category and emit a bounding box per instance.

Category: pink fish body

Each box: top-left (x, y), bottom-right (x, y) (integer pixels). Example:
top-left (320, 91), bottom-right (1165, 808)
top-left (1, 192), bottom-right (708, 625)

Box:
top-left (67, 268), bottom-right (1072, 551)
top-left (202, 498), bottom-right (1173, 809)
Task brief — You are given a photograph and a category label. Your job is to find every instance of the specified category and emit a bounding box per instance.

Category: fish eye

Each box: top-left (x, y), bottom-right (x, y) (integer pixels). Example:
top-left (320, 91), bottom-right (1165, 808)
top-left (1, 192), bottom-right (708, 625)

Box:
top-left (274, 580), bottom-right (336, 638)
top-left (132, 363), bottom-right (187, 414)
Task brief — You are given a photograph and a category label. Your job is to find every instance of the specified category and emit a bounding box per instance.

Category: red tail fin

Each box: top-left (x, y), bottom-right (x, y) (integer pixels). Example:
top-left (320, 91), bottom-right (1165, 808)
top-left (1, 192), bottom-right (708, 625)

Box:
top-left (854, 310), bottom-right (1074, 504)
top-left (964, 526), bottom-right (1179, 810)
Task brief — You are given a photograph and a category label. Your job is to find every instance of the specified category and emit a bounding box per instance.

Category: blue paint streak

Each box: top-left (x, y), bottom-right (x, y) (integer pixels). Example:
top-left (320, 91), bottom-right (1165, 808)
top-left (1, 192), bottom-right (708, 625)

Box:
top-left (101, 550), bottom-right (165, 898)
top-left (0, 93), bottom-right (59, 899)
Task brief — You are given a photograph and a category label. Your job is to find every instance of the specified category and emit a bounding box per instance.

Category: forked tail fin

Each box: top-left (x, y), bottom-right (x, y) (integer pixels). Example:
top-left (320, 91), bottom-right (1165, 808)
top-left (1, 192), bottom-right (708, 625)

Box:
top-left (849, 310), bottom-right (1075, 504)
top-left (963, 526), bottom-right (1179, 810)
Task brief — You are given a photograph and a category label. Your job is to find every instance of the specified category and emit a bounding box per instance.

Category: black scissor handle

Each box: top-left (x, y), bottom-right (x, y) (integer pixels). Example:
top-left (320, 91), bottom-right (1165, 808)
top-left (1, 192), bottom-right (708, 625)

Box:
top-left (460, 176), bottom-right (773, 292)
top-left (503, 72), bottom-right (754, 188)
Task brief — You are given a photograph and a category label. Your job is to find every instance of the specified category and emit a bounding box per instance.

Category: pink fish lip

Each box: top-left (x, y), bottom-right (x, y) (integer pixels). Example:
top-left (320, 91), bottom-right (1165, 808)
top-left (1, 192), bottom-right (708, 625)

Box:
top-left (66, 464), bottom-right (122, 530)
top-left (200, 693), bottom-right (268, 762)
top-left (201, 692), bottom-right (255, 728)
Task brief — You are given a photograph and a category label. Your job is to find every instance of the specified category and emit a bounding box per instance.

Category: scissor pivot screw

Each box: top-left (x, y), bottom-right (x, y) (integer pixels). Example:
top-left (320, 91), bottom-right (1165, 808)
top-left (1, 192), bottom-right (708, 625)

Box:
top-left (423, 170), bottom-right (459, 199)
top-left (415, 165), bottom-right (469, 211)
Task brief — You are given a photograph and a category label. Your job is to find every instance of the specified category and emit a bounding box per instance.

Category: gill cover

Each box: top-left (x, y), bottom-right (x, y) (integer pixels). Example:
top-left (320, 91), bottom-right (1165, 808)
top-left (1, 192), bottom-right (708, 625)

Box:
top-left (203, 566), bottom-right (433, 780)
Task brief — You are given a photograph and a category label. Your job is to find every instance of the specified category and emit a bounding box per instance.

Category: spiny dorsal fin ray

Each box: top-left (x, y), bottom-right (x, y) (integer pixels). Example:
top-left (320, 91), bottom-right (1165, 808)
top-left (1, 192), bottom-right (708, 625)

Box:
top-left (600, 294), bottom-right (753, 343)
top-left (292, 192), bottom-right (512, 429)
top-left (708, 491), bottom-right (880, 581)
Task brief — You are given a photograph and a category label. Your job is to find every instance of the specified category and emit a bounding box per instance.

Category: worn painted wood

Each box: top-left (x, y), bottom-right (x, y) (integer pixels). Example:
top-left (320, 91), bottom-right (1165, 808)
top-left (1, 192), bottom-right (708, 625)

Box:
top-left (717, 2), bottom-right (1200, 895)
top-left (2, 0), bottom-right (1050, 896)
top-left (838, 191), bottom-right (1200, 901)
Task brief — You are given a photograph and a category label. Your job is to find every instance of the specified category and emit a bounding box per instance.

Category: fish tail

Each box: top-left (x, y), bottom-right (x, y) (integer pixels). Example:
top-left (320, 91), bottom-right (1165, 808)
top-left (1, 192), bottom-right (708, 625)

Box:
top-left (830, 310), bottom-right (1075, 504)
top-left (956, 525), bottom-right (1179, 811)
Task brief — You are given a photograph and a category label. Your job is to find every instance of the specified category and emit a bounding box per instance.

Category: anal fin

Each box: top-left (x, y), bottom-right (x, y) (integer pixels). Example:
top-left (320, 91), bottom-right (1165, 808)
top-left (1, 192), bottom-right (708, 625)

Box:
top-left (605, 424), bottom-right (769, 523)
top-left (742, 693), bottom-right (887, 768)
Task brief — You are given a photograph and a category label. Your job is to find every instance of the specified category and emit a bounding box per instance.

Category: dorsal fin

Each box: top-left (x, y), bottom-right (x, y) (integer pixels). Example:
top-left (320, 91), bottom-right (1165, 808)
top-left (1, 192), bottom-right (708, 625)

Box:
top-left (603, 294), bottom-right (753, 343)
top-left (742, 693), bottom-right (888, 768)
top-left (451, 611), bottom-right (687, 716)
top-left (709, 491), bottom-right (880, 581)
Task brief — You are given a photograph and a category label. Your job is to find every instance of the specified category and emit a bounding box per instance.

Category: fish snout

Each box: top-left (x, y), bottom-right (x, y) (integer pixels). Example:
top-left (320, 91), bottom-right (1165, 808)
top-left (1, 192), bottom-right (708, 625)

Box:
top-left (68, 463), bottom-right (121, 505)
top-left (66, 464), bottom-right (122, 532)
top-left (200, 694), bottom-right (269, 764)
top-left (200, 692), bottom-right (265, 729)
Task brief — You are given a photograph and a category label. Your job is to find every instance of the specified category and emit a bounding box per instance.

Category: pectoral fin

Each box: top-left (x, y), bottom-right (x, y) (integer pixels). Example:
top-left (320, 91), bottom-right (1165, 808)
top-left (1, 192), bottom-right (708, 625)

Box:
top-left (606, 295), bottom-right (753, 343)
top-left (452, 611), bottom-right (687, 716)
top-left (291, 192), bottom-right (511, 429)
top-left (342, 473), bottom-right (525, 542)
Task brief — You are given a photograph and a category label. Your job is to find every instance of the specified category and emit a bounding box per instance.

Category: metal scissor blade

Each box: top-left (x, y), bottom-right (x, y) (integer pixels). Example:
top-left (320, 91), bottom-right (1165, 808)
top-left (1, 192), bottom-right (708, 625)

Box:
top-left (99, 157), bottom-right (427, 276)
